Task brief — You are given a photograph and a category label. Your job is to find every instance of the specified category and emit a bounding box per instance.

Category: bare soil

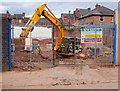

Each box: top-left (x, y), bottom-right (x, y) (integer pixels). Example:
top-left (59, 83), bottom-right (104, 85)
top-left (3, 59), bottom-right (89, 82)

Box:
top-left (11, 37), bottom-right (113, 71)
top-left (4, 45), bottom-right (118, 89)
top-left (4, 46), bottom-right (118, 89)
top-left (2, 65), bottom-right (118, 89)
top-left (6, 35), bottom-right (117, 89)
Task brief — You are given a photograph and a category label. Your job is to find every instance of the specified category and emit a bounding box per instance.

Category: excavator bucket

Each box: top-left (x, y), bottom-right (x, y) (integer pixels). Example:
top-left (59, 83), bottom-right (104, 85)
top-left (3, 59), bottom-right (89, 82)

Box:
top-left (20, 28), bottom-right (29, 38)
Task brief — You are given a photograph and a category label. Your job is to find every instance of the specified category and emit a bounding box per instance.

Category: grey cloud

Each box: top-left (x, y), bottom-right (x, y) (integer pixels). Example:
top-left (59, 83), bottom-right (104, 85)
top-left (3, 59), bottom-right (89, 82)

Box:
top-left (0, 2), bottom-right (118, 18)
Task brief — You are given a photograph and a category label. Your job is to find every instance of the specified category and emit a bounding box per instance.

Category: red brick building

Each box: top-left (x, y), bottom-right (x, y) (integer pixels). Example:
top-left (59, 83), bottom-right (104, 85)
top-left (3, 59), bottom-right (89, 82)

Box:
top-left (2, 11), bottom-right (51, 26)
top-left (73, 8), bottom-right (91, 18)
top-left (6, 10), bottom-right (25, 25)
top-left (73, 4), bottom-right (114, 25)
top-left (24, 17), bottom-right (64, 26)
top-left (61, 13), bottom-right (77, 25)
top-left (61, 7), bottom-right (91, 25)
top-left (3, 4), bottom-right (114, 26)
top-left (4, 10), bottom-right (63, 26)
top-left (24, 17), bottom-right (51, 26)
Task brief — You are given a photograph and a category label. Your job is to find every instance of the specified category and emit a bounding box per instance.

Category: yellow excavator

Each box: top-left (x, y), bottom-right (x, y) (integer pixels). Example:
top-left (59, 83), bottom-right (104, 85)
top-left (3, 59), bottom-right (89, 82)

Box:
top-left (20, 4), bottom-right (82, 55)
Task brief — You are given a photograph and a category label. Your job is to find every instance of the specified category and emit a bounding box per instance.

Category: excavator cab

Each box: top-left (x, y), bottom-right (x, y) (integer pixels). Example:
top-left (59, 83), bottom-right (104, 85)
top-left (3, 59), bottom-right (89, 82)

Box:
top-left (60, 37), bottom-right (82, 55)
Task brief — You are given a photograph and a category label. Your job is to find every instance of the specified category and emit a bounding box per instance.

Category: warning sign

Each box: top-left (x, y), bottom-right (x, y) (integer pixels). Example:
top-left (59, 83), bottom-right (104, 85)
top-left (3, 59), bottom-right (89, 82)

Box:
top-left (81, 28), bottom-right (102, 43)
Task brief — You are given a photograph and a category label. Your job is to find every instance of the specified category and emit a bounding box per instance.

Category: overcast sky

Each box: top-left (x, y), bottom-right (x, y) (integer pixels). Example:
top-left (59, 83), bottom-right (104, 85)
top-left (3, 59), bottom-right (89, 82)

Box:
top-left (0, 1), bottom-right (119, 18)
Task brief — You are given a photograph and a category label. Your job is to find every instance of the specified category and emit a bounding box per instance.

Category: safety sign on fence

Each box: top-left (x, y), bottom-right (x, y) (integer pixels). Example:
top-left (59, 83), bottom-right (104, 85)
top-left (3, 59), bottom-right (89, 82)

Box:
top-left (81, 28), bottom-right (102, 43)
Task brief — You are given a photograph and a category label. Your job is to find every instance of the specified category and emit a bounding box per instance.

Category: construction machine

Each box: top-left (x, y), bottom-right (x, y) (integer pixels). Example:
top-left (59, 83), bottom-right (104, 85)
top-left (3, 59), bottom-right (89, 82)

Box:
top-left (20, 4), bottom-right (82, 55)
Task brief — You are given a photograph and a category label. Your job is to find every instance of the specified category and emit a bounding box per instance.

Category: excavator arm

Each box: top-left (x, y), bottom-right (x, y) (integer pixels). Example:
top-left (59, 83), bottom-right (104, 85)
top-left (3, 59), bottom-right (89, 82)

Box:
top-left (20, 4), bottom-right (46, 38)
top-left (20, 4), bottom-right (64, 51)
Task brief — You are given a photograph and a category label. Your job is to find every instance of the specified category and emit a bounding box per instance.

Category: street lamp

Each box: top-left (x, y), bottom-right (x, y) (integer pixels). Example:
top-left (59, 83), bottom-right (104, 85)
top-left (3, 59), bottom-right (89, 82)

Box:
top-left (69, 10), bottom-right (70, 29)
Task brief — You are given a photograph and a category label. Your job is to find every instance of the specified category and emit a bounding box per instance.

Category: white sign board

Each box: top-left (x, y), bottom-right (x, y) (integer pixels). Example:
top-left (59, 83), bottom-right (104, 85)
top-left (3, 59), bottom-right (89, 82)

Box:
top-left (81, 28), bottom-right (102, 43)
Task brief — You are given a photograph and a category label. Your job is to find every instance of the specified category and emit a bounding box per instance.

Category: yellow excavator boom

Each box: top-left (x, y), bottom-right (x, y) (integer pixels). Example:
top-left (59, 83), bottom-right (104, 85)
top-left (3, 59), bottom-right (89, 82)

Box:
top-left (20, 4), bottom-right (64, 51)
top-left (20, 4), bottom-right (46, 38)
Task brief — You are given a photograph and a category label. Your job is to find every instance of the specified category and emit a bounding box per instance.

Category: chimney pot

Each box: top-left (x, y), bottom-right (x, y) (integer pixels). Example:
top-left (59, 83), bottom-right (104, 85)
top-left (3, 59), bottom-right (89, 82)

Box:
top-left (73, 11), bottom-right (75, 14)
top-left (22, 12), bottom-right (25, 17)
top-left (88, 8), bottom-right (91, 10)
top-left (95, 4), bottom-right (100, 8)
top-left (6, 10), bottom-right (9, 17)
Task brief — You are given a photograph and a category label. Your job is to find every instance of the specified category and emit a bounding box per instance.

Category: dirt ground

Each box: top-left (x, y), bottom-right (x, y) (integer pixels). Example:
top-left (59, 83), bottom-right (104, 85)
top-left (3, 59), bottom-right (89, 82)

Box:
top-left (2, 64), bottom-right (118, 89)
top-left (5, 36), bottom-right (118, 89)
top-left (2, 49), bottom-right (119, 89)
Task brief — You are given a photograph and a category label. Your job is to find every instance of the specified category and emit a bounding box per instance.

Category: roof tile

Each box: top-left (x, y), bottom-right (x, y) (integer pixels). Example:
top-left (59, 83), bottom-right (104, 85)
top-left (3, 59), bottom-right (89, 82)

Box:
top-left (79, 6), bottom-right (114, 19)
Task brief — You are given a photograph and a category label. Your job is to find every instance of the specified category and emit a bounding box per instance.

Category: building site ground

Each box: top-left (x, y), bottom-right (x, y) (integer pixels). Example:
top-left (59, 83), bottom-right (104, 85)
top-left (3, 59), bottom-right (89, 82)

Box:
top-left (2, 63), bottom-right (118, 89)
top-left (2, 28), bottom-right (117, 89)
top-left (2, 37), bottom-right (118, 89)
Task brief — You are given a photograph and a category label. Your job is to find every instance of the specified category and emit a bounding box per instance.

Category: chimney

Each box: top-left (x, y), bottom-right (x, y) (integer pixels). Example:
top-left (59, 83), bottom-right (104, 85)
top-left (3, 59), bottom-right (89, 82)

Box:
top-left (88, 8), bottom-right (91, 10)
top-left (22, 12), bottom-right (25, 17)
top-left (6, 10), bottom-right (9, 17)
top-left (73, 11), bottom-right (75, 14)
top-left (95, 4), bottom-right (100, 8)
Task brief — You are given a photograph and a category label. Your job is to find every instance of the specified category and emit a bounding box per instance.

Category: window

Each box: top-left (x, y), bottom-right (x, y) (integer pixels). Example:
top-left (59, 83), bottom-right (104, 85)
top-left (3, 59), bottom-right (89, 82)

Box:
top-left (80, 19), bottom-right (82, 22)
top-left (111, 16), bottom-right (114, 22)
top-left (68, 18), bottom-right (71, 22)
top-left (19, 19), bottom-right (22, 23)
top-left (100, 16), bottom-right (104, 22)
top-left (11, 19), bottom-right (13, 23)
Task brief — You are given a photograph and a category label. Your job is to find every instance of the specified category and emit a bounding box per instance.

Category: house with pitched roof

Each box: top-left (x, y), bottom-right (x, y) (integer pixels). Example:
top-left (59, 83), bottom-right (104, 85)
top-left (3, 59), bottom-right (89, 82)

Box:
top-left (6, 10), bottom-right (25, 25)
top-left (73, 8), bottom-right (91, 18)
top-left (61, 7), bottom-right (91, 25)
top-left (73, 4), bottom-right (114, 25)
top-left (4, 10), bottom-right (63, 26)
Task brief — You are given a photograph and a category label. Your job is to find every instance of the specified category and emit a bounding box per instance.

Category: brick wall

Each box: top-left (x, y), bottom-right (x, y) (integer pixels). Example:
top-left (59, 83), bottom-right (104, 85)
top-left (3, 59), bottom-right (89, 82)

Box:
top-left (79, 16), bottom-right (94, 24)
top-left (92, 15), bottom-right (114, 24)
top-left (1, 17), bottom-right (11, 71)
top-left (11, 19), bottom-right (24, 25)
top-left (63, 17), bottom-right (77, 25)
top-left (74, 15), bottom-right (114, 25)
top-left (0, 17), bottom-right (2, 71)
top-left (37, 22), bottom-right (51, 26)
top-left (23, 22), bottom-right (51, 26)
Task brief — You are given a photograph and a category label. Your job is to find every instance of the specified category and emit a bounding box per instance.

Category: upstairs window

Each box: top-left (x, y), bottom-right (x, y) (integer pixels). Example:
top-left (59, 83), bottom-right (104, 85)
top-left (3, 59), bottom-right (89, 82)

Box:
top-left (68, 18), bottom-right (71, 22)
top-left (19, 19), bottom-right (22, 23)
top-left (100, 16), bottom-right (104, 22)
top-left (84, 18), bottom-right (85, 21)
top-left (80, 19), bottom-right (82, 22)
top-left (11, 19), bottom-right (13, 23)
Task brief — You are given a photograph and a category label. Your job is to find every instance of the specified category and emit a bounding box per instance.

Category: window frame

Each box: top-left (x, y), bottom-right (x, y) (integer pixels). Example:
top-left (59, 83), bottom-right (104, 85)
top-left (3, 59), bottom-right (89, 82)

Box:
top-left (19, 19), bottom-right (22, 23)
top-left (100, 16), bottom-right (104, 22)
top-left (68, 18), bottom-right (71, 22)
top-left (84, 18), bottom-right (85, 21)
top-left (11, 19), bottom-right (13, 23)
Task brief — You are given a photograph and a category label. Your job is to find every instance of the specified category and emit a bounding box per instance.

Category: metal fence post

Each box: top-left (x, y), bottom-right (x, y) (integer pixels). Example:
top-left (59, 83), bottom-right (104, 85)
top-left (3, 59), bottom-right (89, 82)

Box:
top-left (74, 27), bottom-right (76, 65)
top-left (111, 27), bottom-right (113, 65)
top-left (12, 25), bottom-right (14, 65)
top-left (30, 25), bottom-right (32, 65)
top-left (94, 28), bottom-right (97, 64)
top-left (51, 25), bottom-right (54, 65)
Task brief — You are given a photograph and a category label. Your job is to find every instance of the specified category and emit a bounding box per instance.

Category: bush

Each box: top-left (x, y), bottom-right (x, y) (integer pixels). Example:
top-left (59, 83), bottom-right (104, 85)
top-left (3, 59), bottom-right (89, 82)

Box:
top-left (66, 28), bottom-right (74, 33)
top-left (54, 26), bottom-right (56, 29)
top-left (78, 28), bottom-right (81, 31)
top-left (63, 26), bottom-right (66, 30)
